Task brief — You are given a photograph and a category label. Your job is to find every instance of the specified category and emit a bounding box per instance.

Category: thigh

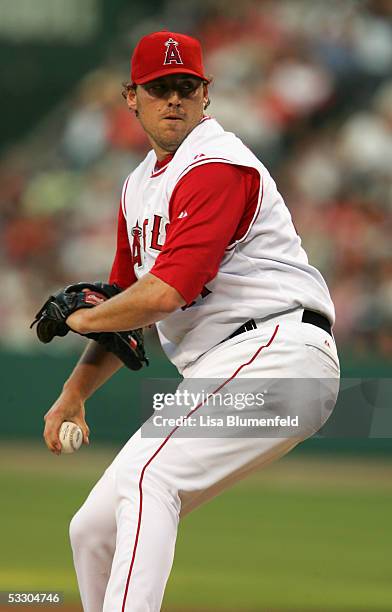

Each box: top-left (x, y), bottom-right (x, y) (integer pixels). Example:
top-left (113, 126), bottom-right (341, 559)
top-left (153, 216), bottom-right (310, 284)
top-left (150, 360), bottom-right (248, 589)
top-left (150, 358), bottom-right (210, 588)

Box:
top-left (181, 320), bottom-right (340, 436)
top-left (107, 420), bottom-right (299, 522)
top-left (167, 322), bottom-right (339, 510)
top-left (106, 322), bottom-right (339, 515)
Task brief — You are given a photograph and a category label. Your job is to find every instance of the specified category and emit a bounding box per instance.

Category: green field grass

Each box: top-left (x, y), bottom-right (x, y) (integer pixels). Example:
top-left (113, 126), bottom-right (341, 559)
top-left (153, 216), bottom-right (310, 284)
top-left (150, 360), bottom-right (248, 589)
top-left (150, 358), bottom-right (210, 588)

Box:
top-left (0, 443), bottom-right (391, 611)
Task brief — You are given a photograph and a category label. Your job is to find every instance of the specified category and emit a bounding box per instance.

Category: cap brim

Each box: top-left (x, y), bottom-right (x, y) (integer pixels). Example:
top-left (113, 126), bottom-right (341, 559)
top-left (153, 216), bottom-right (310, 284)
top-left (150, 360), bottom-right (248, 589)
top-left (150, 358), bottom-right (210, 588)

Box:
top-left (135, 67), bottom-right (210, 85)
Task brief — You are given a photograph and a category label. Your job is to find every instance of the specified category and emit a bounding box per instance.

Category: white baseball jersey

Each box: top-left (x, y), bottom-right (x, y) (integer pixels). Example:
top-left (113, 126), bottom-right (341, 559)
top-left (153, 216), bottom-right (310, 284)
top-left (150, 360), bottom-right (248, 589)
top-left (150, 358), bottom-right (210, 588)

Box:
top-left (121, 117), bottom-right (335, 372)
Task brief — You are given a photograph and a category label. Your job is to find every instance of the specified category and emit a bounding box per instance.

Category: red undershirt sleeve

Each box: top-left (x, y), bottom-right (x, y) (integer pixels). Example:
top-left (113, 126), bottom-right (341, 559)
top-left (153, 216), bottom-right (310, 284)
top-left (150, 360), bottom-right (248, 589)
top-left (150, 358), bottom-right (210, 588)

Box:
top-left (150, 162), bottom-right (260, 304)
top-left (108, 202), bottom-right (137, 289)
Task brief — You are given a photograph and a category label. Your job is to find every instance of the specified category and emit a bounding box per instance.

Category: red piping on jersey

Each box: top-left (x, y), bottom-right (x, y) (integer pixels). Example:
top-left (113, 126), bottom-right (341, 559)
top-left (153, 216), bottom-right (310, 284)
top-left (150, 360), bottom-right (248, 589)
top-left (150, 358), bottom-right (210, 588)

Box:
top-left (151, 165), bottom-right (169, 178)
top-left (152, 155), bottom-right (231, 180)
top-left (177, 157), bottom-right (232, 183)
top-left (226, 174), bottom-right (264, 251)
top-left (121, 324), bottom-right (280, 610)
top-left (121, 175), bottom-right (131, 220)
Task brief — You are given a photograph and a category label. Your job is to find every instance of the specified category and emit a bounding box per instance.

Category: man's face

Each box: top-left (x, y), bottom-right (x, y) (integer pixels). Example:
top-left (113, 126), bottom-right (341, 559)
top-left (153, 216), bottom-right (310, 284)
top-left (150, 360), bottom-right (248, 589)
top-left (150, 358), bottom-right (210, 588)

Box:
top-left (127, 74), bottom-right (209, 158)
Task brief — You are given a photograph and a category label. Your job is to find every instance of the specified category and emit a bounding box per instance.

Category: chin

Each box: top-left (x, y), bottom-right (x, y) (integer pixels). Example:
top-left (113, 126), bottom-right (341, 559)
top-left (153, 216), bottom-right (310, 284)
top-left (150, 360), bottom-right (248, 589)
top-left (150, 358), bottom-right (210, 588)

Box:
top-left (160, 135), bottom-right (185, 150)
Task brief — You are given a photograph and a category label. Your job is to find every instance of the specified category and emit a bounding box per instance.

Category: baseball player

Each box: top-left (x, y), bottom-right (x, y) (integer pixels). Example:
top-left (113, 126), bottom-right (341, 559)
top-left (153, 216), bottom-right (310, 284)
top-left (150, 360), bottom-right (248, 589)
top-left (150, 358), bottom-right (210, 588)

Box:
top-left (38, 31), bottom-right (340, 611)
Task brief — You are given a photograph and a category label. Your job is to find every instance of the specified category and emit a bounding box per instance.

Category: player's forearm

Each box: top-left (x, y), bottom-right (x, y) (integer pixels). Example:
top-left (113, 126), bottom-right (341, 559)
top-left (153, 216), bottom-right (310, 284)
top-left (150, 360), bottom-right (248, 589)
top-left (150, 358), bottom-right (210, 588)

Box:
top-left (67, 273), bottom-right (185, 334)
top-left (62, 340), bottom-right (123, 401)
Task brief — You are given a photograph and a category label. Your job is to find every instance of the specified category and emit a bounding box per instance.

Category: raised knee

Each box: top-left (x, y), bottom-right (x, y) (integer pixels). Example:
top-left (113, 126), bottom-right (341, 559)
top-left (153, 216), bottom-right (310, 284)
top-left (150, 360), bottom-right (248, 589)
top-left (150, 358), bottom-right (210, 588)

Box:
top-left (69, 505), bottom-right (116, 559)
top-left (69, 509), bottom-right (87, 551)
top-left (69, 508), bottom-right (100, 551)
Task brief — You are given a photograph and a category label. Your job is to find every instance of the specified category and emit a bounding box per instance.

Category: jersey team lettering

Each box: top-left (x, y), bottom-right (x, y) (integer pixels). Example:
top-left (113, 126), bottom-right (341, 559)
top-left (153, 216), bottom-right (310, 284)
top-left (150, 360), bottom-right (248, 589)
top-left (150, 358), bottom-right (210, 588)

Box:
top-left (131, 214), bottom-right (168, 266)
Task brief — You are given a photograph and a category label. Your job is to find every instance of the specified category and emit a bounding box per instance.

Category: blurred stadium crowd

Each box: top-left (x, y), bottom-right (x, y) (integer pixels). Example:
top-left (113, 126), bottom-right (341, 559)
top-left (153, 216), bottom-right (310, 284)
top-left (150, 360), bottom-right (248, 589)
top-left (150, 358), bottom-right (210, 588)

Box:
top-left (0, 0), bottom-right (391, 358)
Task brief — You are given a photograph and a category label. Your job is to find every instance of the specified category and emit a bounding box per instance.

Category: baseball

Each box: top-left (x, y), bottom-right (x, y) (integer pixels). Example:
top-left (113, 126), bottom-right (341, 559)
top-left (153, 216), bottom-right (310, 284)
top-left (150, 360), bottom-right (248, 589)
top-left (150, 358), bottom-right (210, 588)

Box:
top-left (59, 421), bottom-right (83, 454)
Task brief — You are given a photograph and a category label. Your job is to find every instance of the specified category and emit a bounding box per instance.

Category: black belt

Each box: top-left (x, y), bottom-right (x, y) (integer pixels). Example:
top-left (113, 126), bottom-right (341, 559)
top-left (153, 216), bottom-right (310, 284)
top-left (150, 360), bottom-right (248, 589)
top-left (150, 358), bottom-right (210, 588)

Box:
top-left (227, 309), bottom-right (332, 341)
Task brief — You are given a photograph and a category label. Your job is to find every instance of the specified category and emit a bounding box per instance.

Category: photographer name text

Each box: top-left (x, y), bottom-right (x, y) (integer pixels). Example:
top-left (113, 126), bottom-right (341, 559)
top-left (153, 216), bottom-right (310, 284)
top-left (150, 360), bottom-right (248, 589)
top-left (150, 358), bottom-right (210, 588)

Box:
top-left (152, 414), bottom-right (299, 428)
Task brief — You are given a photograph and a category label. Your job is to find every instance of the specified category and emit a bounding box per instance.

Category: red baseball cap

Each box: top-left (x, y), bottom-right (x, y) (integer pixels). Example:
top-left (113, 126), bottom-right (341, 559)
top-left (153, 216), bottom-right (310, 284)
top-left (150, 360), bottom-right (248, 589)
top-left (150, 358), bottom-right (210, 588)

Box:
top-left (131, 31), bottom-right (209, 85)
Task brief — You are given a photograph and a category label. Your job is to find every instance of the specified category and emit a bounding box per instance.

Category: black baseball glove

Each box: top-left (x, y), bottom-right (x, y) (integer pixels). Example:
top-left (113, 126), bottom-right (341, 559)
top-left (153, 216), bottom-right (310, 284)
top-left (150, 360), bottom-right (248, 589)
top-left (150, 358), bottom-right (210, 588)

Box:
top-left (30, 282), bottom-right (148, 370)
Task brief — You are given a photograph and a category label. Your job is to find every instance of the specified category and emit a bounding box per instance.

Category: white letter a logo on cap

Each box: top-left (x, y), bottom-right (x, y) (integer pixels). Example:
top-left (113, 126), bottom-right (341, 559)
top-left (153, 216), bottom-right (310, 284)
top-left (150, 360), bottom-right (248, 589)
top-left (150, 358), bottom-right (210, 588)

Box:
top-left (164, 38), bottom-right (183, 65)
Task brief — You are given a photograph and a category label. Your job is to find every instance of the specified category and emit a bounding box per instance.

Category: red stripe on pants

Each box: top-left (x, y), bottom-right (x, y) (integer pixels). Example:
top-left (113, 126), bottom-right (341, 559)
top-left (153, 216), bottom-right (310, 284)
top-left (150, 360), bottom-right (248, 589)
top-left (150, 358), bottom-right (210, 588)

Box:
top-left (121, 324), bottom-right (279, 611)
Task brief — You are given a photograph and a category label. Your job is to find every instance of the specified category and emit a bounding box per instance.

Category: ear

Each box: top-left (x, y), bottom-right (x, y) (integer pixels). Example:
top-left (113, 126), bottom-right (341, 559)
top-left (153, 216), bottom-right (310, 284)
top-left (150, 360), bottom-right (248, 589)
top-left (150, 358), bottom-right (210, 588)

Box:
top-left (202, 82), bottom-right (209, 109)
top-left (126, 87), bottom-right (137, 113)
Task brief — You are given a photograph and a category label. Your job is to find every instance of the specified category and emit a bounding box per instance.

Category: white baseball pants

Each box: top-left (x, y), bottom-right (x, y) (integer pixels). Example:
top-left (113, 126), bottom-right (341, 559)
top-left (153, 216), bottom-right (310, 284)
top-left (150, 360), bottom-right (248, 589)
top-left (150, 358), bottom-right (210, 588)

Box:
top-left (69, 311), bottom-right (340, 611)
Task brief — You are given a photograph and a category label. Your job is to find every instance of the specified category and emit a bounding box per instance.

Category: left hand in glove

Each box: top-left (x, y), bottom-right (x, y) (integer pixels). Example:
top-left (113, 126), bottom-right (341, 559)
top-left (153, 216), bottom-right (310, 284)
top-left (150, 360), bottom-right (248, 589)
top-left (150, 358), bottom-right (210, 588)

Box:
top-left (31, 282), bottom-right (149, 370)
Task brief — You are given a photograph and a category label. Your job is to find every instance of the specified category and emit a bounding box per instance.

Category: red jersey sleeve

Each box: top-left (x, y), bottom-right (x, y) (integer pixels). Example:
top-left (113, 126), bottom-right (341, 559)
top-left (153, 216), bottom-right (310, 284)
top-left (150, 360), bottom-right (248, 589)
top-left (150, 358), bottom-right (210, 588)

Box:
top-left (108, 203), bottom-right (137, 289)
top-left (150, 163), bottom-right (260, 303)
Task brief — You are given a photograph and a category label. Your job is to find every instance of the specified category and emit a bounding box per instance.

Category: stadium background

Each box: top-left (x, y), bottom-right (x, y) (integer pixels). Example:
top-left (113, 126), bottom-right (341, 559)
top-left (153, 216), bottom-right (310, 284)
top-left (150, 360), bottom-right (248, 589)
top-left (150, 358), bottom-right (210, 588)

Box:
top-left (1, 0), bottom-right (391, 610)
